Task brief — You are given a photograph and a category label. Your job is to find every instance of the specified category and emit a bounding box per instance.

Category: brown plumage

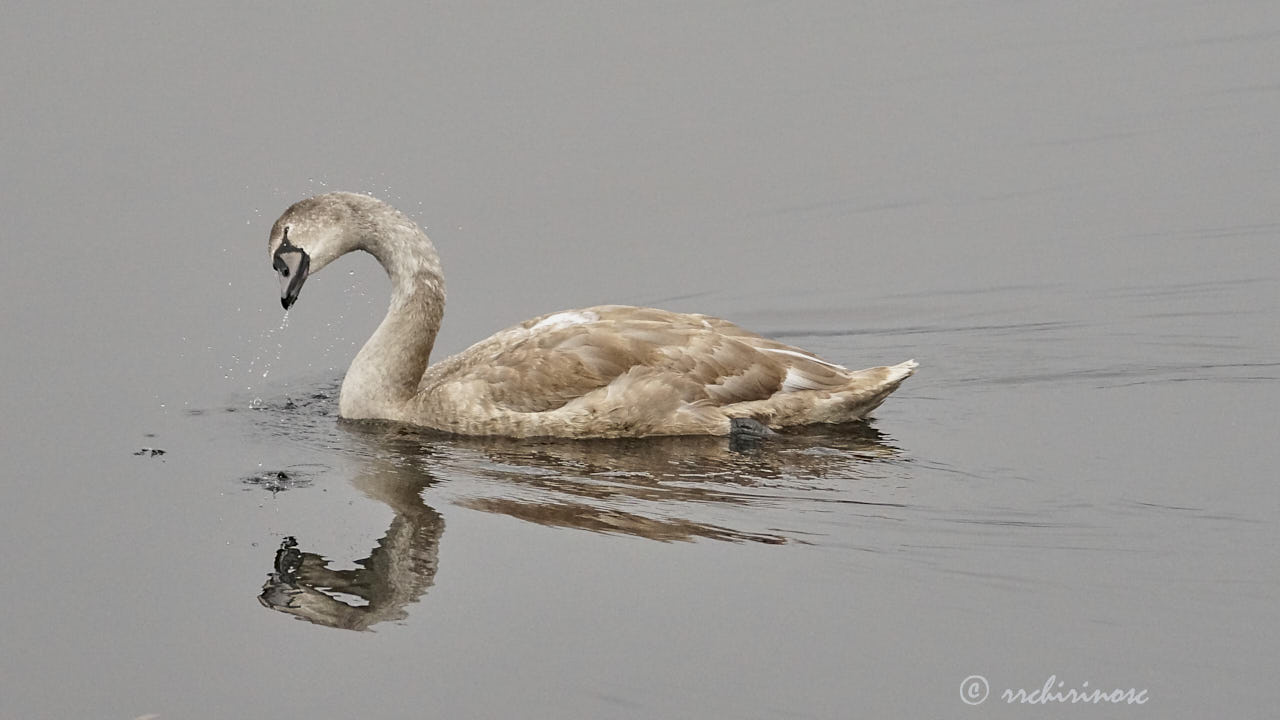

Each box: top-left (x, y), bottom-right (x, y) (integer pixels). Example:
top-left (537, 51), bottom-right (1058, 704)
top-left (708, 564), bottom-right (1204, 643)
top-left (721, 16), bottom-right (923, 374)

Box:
top-left (267, 193), bottom-right (917, 438)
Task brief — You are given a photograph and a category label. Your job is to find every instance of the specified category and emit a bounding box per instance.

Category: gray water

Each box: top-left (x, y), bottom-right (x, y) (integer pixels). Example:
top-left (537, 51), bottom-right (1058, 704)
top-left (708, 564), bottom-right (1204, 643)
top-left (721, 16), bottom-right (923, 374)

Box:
top-left (2, 3), bottom-right (1278, 718)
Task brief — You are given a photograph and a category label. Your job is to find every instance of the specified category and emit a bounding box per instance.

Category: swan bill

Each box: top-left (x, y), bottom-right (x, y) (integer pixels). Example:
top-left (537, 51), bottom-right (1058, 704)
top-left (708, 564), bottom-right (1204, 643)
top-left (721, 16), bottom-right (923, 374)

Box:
top-left (274, 247), bottom-right (310, 310)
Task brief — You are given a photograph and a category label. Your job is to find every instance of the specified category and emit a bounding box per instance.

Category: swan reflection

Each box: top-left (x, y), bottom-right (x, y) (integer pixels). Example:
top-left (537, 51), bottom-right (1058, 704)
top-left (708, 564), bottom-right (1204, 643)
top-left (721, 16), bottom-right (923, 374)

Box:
top-left (254, 398), bottom-right (904, 630)
top-left (431, 424), bottom-right (902, 544)
top-left (258, 458), bottom-right (443, 630)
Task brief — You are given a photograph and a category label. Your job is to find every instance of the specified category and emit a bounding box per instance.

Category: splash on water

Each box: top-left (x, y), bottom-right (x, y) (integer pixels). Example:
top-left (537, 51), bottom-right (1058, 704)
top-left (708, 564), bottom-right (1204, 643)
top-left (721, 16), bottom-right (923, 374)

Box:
top-left (217, 312), bottom-right (292, 408)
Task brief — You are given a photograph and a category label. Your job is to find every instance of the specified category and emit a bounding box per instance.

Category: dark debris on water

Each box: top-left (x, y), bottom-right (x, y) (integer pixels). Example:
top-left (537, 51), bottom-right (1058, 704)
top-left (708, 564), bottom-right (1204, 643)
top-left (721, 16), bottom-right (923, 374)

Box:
top-left (243, 469), bottom-right (316, 494)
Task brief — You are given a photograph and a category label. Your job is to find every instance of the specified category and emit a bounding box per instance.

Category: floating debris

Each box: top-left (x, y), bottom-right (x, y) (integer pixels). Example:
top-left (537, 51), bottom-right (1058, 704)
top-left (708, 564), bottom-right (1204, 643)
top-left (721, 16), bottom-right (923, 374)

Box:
top-left (133, 448), bottom-right (166, 457)
top-left (242, 467), bottom-right (319, 494)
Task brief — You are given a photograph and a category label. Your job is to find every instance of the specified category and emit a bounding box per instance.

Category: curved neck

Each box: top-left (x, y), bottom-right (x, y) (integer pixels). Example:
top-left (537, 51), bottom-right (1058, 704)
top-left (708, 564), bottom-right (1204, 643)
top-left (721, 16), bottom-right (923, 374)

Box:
top-left (339, 215), bottom-right (445, 420)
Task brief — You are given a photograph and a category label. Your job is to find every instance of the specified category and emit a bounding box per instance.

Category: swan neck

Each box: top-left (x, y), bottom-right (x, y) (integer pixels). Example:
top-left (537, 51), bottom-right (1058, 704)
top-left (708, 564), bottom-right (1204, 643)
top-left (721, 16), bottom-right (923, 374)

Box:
top-left (340, 217), bottom-right (445, 419)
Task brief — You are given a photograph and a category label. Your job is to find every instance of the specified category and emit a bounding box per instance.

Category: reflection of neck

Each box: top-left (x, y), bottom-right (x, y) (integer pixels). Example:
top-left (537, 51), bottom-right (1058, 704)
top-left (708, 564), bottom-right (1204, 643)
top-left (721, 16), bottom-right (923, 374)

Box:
top-left (339, 217), bottom-right (445, 420)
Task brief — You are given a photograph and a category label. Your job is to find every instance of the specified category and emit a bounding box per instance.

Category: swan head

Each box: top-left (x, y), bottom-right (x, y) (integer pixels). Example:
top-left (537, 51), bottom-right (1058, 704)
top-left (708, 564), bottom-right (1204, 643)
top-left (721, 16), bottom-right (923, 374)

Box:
top-left (268, 193), bottom-right (372, 310)
top-left (271, 226), bottom-right (309, 310)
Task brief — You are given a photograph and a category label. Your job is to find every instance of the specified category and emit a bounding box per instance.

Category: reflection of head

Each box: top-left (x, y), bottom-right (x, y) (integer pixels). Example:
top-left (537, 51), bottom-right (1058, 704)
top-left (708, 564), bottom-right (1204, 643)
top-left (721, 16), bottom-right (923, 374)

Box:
top-left (258, 459), bottom-right (444, 631)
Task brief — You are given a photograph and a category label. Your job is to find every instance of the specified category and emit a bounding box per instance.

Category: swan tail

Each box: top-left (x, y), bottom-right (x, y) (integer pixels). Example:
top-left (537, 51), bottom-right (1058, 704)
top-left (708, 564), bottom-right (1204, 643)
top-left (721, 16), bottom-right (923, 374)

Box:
top-left (829, 358), bottom-right (917, 420)
top-left (884, 359), bottom-right (918, 384)
top-left (724, 358), bottom-right (917, 428)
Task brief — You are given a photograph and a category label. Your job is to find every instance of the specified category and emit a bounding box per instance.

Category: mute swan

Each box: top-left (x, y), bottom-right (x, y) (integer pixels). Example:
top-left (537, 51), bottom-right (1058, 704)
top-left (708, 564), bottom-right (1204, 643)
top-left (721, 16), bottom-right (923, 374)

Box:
top-left (268, 192), bottom-right (916, 438)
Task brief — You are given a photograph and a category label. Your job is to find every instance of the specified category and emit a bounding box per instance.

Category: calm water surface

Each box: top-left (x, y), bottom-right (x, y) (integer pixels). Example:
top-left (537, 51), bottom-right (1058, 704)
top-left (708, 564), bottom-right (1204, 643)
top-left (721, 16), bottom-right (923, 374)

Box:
top-left (1, 3), bottom-right (1277, 718)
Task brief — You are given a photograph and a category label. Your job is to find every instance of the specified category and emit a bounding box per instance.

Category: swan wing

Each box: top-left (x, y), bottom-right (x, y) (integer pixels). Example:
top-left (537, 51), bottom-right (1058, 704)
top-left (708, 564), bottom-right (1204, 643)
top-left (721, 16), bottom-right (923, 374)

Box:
top-left (425, 305), bottom-right (854, 413)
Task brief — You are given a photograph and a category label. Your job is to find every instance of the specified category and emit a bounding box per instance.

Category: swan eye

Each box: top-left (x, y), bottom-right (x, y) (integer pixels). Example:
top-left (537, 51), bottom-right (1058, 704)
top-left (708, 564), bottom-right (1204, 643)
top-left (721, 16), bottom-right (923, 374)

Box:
top-left (273, 255), bottom-right (289, 277)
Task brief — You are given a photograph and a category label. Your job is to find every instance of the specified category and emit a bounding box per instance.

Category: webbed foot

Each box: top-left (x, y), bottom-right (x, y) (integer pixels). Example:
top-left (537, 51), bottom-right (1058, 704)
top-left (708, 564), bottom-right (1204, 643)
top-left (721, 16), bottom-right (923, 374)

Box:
top-left (729, 417), bottom-right (774, 452)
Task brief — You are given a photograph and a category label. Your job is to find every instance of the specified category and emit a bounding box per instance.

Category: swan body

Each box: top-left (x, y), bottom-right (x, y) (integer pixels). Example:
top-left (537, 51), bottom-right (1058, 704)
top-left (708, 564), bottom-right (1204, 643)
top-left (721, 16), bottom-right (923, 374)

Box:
top-left (268, 192), bottom-right (916, 438)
